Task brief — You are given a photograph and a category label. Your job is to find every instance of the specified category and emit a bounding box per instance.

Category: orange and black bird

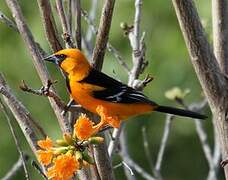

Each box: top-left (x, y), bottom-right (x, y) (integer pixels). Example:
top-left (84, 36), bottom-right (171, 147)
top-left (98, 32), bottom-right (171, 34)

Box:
top-left (43, 48), bottom-right (206, 128)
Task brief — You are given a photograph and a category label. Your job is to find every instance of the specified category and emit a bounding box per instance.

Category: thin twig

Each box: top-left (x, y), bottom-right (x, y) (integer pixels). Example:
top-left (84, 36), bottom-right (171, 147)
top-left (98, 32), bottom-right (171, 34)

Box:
top-left (85, 0), bottom-right (98, 43)
top-left (119, 130), bottom-right (155, 180)
top-left (56, 0), bottom-right (69, 34)
top-left (187, 100), bottom-right (219, 180)
top-left (68, 0), bottom-right (73, 36)
top-left (114, 161), bottom-right (134, 176)
top-left (75, 0), bottom-right (82, 50)
top-left (128, 0), bottom-right (145, 85)
top-left (212, 0), bottom-right (228, 74)
top-left (2, 155), bottom-right (29, 180)
top-left (37, 0), bottom-right (62, 51)
top-left (92, 0), bottom-right (116, 70)
top-left (107, 44), bottom-right (131, 73)
top-left (0, 10), bottom-right (47, 57)
top-left (155, 114), bottom-right (174, 172)
top-left (20, 80), bottom-right (67, 110)
top-left (31, 160), bottom-right (48, 180)
top-left (142, 127), bottom-right (162, 179)
top-left (0, 10), bottom-right (18, 32)
top-left (0, 99), bottom-right (30, 180)
top-left (81, 9), bottom-right (130, 72)
top-left (108, 125), bottom-right (124, 156)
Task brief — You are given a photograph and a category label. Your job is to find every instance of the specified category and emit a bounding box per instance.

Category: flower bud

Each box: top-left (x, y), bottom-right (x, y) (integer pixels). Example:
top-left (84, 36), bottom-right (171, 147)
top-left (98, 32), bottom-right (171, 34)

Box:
top-left (56, 139), bottom-right (68, 146)
top-left (82, 151), bottom-right (94, 164)
top-left (63, 133), bottom-right (73, 145)
top-left (75, 151), bottom-right (83, 161)
top-left (88, 137), bottom-right (104, 145)
top-left (53, 147), bottom-right (68, 155)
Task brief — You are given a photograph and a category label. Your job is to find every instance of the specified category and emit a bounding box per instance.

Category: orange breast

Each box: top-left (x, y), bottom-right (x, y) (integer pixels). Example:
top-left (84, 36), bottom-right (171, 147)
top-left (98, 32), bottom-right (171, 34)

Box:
top-left (70, 81), bottom-right (155, 120)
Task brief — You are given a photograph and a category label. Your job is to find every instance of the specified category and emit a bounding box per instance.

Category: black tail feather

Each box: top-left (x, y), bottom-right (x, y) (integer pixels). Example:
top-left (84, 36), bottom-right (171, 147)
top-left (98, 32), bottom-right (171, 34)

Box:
top-left (155, 105), bottom-right (207, 119)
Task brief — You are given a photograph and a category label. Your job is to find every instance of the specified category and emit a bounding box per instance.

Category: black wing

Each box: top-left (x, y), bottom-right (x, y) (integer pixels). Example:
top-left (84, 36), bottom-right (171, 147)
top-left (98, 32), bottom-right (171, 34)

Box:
top-left (79, 68), bottom-right (157, 105)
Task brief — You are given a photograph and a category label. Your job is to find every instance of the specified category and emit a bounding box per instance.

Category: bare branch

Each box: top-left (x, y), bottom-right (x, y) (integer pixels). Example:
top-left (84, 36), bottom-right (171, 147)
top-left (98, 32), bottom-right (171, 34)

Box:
top-left (56, 0), bottom-right (69, 34)
top-left (0, 73), bottom-right (39, 154)
top-left (81, 9), bottom-right (130, 72)
top-left (155, 115), bottom-right (174, 172)
top-left (107, 43), bottom-right (131, 73)
top-left (67, 0), bottom-right (73, 36)
top-left (142, 127), bottom-right (162, 179)
top-left (92, 0), bottom-right (116, 70)
top-left (92, 133), bottom-right (115, 180)
top-left (172, 0), bottom-right (228, 177)
top-left (5, 0), bottom-right (71, 133)
top-left (2, 155), bottom-right (29, 180)
top-left (128, 0), bottom-right (146, 85)
top-left (119, 130), bottom-right (155, 180)
top-left (37, 0), bottom-right (62, 51)
top-left (171, 0), bottom-right (225, 108)
top-left (75, 0), bottom-right (82, 49)
top-left (212, 0), bottom-right (228, 74)
top-left (31, 160), bottom-right (48, 180)
top-left (108, 125), bottom-right (124, 156)
top-left (0, 100), bottom-right (30, 180)
top-left (85, 0), bottom-right (98, 43)
top-left (20, 80), bottom-right (67, 111)
top-left (0, 10), bottom-right (18, 32)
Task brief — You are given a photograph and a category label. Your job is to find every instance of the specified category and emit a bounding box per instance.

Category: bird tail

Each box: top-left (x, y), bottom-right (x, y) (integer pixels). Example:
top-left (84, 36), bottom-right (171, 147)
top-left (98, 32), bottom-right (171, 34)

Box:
top-left (154, 105), bottom-right (207, 119)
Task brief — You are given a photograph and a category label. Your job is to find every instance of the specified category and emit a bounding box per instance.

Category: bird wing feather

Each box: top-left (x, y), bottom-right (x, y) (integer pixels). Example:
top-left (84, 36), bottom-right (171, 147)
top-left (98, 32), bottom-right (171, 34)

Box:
top-left (79, 69), bottom-right (157, 105)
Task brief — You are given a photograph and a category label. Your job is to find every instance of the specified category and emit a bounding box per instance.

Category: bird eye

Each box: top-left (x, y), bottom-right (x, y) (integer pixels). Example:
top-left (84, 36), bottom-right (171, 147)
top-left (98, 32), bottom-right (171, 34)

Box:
top-left (56, 54), bottom-right (67, 60)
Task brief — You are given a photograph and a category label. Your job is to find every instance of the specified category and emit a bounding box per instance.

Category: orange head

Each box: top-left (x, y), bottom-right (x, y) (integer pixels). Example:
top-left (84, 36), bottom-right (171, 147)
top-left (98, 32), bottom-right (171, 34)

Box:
top-left (43, 49), bottom-right (91, 79)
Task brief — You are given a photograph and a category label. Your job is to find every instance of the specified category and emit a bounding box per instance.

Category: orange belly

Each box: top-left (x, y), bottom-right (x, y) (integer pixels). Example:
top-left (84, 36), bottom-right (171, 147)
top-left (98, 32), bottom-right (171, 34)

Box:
top-left (70, 82), bottom-right (155, 120)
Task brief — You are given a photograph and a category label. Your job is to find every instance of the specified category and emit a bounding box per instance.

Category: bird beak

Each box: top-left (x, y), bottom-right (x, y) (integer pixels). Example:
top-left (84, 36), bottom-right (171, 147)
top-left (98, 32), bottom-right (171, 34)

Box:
top-left (43, 54), bottom-right (59, 65)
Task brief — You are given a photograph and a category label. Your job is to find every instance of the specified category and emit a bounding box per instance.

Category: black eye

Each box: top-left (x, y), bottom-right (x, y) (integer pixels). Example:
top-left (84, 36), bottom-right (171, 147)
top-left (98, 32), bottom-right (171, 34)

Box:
top-left (55, 54), bottom-right (67, 60)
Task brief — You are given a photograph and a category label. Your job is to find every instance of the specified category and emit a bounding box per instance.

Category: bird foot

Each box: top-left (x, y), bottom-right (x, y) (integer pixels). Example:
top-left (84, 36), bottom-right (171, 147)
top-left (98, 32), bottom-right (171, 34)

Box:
top-left (40, 79), bottom-right (57, 96)
top-left (221, 157), bottom-right (228, 168)
top-left (96, 105), bottom-right (121, 128)
top-left (61, 99), bottom-right (75, 116)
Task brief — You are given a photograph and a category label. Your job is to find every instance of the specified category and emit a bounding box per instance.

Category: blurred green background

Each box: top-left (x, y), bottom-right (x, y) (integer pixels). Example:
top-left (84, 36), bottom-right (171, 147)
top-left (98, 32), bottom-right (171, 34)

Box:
top-left (0, 0), bottom-right (223, 179)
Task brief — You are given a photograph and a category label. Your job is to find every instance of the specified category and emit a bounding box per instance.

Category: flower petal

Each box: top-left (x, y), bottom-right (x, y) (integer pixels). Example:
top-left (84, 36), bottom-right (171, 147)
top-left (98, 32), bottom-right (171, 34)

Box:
top-left (74, 114), bottom-right (96, 140)
top-left (37, 137), bottom-right (53, 150)
top-left (37, 150), bottom-right (53, 166)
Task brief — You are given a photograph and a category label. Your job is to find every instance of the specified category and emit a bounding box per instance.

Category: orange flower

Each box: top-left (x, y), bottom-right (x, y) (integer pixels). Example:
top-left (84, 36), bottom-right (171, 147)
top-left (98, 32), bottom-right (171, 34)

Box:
top-left (96, 106), bottom-right (121, 128)
top-left (74, 114), bottom-right (96, 140)
top-left (37, 150), bottom-right (53, 166)
top-left (37, 137), bottom-right (53, 150)
top-left (47, 153), bottom-right (79, 180)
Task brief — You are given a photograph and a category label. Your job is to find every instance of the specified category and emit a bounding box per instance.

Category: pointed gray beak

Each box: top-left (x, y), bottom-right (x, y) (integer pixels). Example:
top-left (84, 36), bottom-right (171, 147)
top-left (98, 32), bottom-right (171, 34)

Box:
top-left (43, 54), bottom-right (59, 65)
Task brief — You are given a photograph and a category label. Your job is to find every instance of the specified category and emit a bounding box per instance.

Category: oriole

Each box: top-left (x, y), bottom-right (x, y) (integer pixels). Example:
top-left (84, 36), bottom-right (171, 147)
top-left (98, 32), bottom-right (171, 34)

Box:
top-left (43, 48), bottom-right (206, 128)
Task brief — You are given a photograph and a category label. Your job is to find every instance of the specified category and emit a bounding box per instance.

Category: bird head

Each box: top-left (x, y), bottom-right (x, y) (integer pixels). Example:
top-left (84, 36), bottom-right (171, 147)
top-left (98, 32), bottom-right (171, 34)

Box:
top-left (43, 48), bottom-right (90, 75)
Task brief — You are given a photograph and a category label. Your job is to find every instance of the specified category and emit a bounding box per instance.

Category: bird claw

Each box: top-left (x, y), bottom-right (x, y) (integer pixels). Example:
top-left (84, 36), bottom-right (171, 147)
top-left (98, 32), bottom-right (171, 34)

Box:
top-left (96, 106), bottom-right (121, 128)
top-left (61, 99), bottom-right (75, 116)
top-left (40, 80), bottom-right (57, 95)
top-left (221, 158), bottom-right (228, 168)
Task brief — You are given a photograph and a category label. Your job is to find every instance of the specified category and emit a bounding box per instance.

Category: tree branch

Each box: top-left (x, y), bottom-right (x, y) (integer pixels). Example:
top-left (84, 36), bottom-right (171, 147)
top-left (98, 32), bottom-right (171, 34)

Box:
top-left (119, 130), bottom-right (155, 180)
top-left (212, 0), bottom-right (228, 74)
top-left (0, 99), bottom-right (30, 180)
top-left (37, 0), bottom-right (62, 51)
top-left (155, 115), bottom-right (174, 172)
top-left (92, 0), bottom-right (116, 70)
top-left (2, 155), bottom-right (29, 180)
top-left (0, 10), bottom-right (18, 32)
top-left (0, 73), bottom-right (39, 154)
top-left (172, 0), bottom-right (228, 178)
top-left (81, 9), bottom-right (130, 72)
top-left (5, 0), bottom-right (71, 133)
top-left (75, 0), bottom-right (81, 50)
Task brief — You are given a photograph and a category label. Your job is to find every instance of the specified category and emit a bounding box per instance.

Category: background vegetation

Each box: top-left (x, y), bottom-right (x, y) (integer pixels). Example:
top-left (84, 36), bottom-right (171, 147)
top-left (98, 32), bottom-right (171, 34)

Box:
top-left (0, 0), bottom-right (222, 179)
